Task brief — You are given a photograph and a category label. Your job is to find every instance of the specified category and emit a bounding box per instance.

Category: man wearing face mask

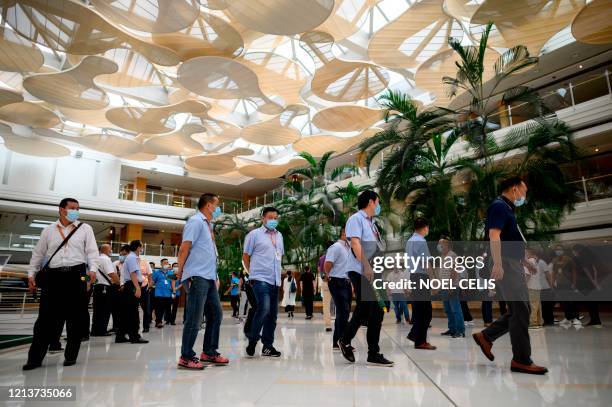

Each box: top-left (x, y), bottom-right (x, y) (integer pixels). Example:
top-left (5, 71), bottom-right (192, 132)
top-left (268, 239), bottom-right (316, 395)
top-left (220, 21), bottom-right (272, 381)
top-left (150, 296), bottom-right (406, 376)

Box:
top-left (177, 193), bottom-right (228, 370)
top-left (169, 262), bottom-right (182, 325)
top-left (473, 177), bottom-right (548, 375)
top-left (116, 240), bottom-right (149, 345)
top-left (24, 198), bottom-right (99, 370)
top-left (243, 207), bottom-right (284, 358)
top-left (337, 190), bottom-right (393, 367)
top-left (110, 245), bottom-right (130, 333)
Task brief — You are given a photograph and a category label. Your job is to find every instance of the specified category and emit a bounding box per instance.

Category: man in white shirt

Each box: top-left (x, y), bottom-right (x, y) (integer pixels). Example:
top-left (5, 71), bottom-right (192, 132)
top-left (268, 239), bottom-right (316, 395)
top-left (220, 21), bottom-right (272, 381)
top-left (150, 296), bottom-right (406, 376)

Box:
top-left (23, 198), bottom-right (99, 370)
top-left (91, 244), bottom-right (119, 336)
top-left (110, 245), bottom-right (130, 333)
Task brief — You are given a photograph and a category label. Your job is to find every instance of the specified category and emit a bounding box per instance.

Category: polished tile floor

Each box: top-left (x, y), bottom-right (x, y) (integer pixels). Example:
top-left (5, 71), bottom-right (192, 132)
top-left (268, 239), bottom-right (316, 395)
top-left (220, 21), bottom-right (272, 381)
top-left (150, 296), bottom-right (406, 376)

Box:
top-left (0, 312), bottom-right (610, 407)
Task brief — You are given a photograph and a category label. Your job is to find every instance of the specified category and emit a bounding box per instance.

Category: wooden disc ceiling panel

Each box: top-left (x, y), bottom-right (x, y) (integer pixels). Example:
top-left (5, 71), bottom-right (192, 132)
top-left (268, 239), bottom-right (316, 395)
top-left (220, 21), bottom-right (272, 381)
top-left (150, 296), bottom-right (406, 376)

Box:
top-left (177, 56), bottom-right (283, 115)
top-left (1, 0), bottom-right (180, 66)
top-left (294, 127), bottom-right (380, 156)
top-left (0, 26), bottom-right (44, 73)
top-left (368, 0), bottom-right (464, 70)
top-left (240, 107), bottom-right (306, 146)
top-left (312, 105), bottom-right (383, 132)
top-left (143, 123), bottom-right (207, 156)
top-left (300, 31), bottom-right (389, 102)
top-left (0, 88), bottom-right (23, 107)
top-left (225, 0), bottom-right (335, 35)
top-left (90, 0), bottom-right (200, 34)
top-left (237, 158), bottom-right (307, 179)
top-left (185, 147), bottom-right (254, 174)
top-left (315, 0), bottom-right (379, 41)
top-left (571, 0), bottom-right (612, 45)
top-left (151, 11), bottom-right (245, 61)
top-left (23, 56), bottom-right (118, 110)
top-left (0, 101), bottom-right (61, 128)
top-left (0, 123), bottom-right (70, 157)
top-left (106, 100), bottom-right (210, 134)
top-left (471, 0), bottom-right (586, 55)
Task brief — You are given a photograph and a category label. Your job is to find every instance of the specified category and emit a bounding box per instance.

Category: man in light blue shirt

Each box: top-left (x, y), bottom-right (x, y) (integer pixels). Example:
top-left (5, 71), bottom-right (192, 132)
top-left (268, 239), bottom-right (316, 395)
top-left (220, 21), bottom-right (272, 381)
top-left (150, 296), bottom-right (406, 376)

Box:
top-left (337, 190), bottom-right (393, 367)
top-left (325, 227), bottom-right (352, 350)
top-left (116, 240), bottom-right (148, 344)
top-left (405, 218), bottom-right (436, 350)
top-left (243, 206), bottom-right (284, 358)
top-left (177, 193), bottom-right (228, 370)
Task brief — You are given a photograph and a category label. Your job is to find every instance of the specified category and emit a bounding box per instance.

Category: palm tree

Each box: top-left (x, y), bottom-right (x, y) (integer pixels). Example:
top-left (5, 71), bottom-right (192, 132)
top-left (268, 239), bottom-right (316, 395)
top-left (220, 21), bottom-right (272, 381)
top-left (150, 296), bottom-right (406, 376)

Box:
top-left (442, 21), bottom-right (540, 161)
top-left (359, 90), bottom-right (454, 200)
top-left (287, 151), bottom-right (355, 192)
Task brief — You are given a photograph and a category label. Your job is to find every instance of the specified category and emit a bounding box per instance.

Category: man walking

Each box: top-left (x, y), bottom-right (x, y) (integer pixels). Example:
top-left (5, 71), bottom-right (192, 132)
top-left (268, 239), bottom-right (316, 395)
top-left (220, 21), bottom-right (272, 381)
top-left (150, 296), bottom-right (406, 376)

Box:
top-left (91, 244), bottom-right (119, 336)
top-left (177, 193), bottom-right (228, 370)
top-left (337, 190), bottom-right (393, 367)
top-left (243, 207), bottom-right (284, 358)
top-left (24, 198), bottom-right (99, 370)
top-left (472, 177), bottom-right (548, 374)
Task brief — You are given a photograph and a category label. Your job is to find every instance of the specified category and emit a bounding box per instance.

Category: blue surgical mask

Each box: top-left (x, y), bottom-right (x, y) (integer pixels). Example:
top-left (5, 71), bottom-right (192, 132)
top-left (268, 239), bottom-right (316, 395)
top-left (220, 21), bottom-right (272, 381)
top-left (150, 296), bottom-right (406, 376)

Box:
top-left (66, 209), bottom-right (79, 222)
top-left (555, 250), bottom-right (563, 257)
top-left (119, 255), bottom-right (126, 262)
top-left (374, 203), bottom-right (381, 216)
top-left (514, 197), bottom-right (526, 207)
top-left (265, 219), bottom-right (278, 230)
top-left (212, 206), bottom-right (222, 220)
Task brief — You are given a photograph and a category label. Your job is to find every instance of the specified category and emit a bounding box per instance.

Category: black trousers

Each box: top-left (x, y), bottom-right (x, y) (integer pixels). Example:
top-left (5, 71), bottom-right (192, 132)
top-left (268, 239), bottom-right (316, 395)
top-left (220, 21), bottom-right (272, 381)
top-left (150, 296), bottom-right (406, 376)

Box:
top-left (408, 273), bottom-right (432, 346)
top-left (303, 296), bottom-right (314, 317)
top-left (27, 264), bottom-right (88, 364)
top-left (482, 259), bottom-right (532, 365)
top-left (460, 301), bottom-right (473, 322)
top-left (110, 285), bottom-right (121, 330)
top-left (155, 297), bottom-right (172, 323)
top-left (140, 286), bottom-right (152, 329)
top-left (586, 301), bottom-right (601, 324)
top-left (230, 295), bottom-right (240, 316)
top-left (117, 281), bottom-right (141, 341)
top-left (540, 289), bottom-right (555, 325)
top-left (328, 277), bottom-right (352, 346)
top-left (91, 284), bottom-right (113, 335)
top-left (341, 271), bottom-right (384, 355)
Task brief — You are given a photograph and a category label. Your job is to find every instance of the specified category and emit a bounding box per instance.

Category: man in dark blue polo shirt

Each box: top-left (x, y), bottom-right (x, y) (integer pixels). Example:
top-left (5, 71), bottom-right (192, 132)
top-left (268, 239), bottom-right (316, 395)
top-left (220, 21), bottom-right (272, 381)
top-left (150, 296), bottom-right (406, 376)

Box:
top-left (472, 177), bottom-right (547, 375)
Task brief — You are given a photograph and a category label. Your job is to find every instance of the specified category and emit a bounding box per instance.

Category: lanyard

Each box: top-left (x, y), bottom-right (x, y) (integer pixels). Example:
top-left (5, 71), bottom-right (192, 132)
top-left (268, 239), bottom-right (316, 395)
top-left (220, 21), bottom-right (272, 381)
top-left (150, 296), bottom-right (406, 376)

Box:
top-left (497, 197), bottom-right (527, 243)
top-left (266, 230), bottom-right (277, 249)
top-left (202, 217), bottom-right (218, 257)
top-left (56, 223), bottom-right (75, 253)
top-left (362, 212), bottom-right (380, 241)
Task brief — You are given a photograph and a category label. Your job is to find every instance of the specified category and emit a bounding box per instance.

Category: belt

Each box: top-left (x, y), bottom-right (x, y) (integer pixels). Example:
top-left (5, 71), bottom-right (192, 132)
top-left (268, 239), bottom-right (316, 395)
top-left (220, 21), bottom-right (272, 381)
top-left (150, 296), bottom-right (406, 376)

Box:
top-left (330, 277), bottom-right (351, 282)
top-left (49, 264), bottom-right (86, 272)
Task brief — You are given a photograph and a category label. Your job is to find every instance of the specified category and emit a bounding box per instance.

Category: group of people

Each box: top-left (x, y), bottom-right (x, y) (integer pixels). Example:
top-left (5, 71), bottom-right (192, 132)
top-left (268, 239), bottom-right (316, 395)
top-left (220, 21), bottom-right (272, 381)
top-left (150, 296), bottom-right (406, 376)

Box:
top-left (21, 177), bottom-right (603, 375)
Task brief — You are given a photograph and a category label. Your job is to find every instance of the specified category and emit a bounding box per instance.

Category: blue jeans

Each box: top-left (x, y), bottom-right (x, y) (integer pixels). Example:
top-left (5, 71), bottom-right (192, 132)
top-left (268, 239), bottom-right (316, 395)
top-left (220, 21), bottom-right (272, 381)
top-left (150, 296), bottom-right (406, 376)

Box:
top-left (391, 293), bottom-right (410, 322)
top-left (442, 291), bottom-right (464, 334)
top-left (180, 277), bottom-right (223, 359)
top-left (247, 280), bottom-right (279, 347)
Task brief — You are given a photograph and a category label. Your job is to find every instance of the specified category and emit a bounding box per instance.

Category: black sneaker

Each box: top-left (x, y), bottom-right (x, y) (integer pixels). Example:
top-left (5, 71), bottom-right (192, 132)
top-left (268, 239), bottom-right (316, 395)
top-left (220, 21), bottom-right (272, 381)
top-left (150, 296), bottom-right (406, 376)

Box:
top-left (452, 332), bottom-right (466, 338)
top-left (333, 344), bottom-right (340, 351)
top-left (338, 339), bottom-right (355, 363)
top-left (262, 346), bottom-right (281, 357)
top-left (367, 353), bottom-right (394, 367)
top-left (246, 341), bottom-right (256, 357)
top-left (22, 362), bottom-right (41, 371)
top-left (325, 328), bottom-right (332, 332)
top-left (441, 330), bottom-right (454, 336)
top-left (63, 359), bottom-right (76, 367)
top-left (407, 332), bottom-right (415, 342)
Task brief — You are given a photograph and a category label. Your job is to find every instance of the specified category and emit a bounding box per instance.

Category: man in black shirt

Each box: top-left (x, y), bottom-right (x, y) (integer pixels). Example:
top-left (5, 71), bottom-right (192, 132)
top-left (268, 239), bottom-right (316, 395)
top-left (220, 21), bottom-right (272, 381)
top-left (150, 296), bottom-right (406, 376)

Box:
top-left (472, 177), bottom-right (548, 375)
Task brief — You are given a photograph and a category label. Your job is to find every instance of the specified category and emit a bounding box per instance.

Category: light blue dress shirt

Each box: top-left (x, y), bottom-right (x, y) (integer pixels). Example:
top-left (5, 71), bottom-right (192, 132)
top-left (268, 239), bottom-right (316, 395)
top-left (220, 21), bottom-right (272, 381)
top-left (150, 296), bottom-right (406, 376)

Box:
top-left (345, 210), bottom-right (380, 275)
top-left (122, 252), bottom-right (143, 284)
top-left (181, 211), bottom-right (218, 281)
top-left (325, 240), bottom-right (350, 279)
top-left (244, 226), bottom-right (284, 286)
top-left (405, 232), bottom-right (430, 274)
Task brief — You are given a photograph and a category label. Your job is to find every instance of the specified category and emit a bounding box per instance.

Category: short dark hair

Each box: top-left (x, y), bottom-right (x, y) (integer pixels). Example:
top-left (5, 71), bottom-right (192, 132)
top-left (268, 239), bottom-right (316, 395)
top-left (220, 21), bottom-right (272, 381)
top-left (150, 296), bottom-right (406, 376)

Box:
top-left (160, 258), bottom-right (169, 263)
top-left (413, 217), bottom-right (429, 230)
top-left (232, 271), bottom-right (237, 276)
top-left (197, 193), bottom-right (218, 209)
top-left (357, 190), bottom-right (379, 209)
top-left (172, 262), bottom-right (178, 267)
top-left (325, 240), bottom-right (334, 250)
top-left (59, 198), bottom-right (79, 208)
top-left (262, 206), bottom-right (278, 217)
top-left (129, 240), bottom-right (142, 252)
top-left (120, 244), bottom-right (130, 253)
top-left (499, 176), bottom-right (525, 192)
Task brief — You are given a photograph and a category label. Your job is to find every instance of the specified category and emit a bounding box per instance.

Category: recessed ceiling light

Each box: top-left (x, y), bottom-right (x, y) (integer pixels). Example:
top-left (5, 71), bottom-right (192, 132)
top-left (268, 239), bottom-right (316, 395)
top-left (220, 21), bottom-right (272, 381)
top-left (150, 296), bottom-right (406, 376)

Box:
top-left (578, 65), bottom-right (583, 69)
top-left (595, 148), bottom-right (599, 152)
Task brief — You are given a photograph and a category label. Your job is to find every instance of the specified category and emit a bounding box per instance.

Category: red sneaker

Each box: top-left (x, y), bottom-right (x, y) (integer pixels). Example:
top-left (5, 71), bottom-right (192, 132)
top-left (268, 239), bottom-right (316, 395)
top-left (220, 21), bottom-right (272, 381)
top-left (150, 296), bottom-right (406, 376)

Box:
top-left (200, 352), bottom-right (229, 366)
top-left (177, 356), bottom-right (204, 370)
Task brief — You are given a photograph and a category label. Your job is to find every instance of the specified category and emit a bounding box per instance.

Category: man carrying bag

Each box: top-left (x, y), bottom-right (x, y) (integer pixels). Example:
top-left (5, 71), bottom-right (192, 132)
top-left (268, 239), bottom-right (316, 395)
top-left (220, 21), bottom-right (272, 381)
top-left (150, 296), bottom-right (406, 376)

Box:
top-left (24, 198), bottom-right (99, 370)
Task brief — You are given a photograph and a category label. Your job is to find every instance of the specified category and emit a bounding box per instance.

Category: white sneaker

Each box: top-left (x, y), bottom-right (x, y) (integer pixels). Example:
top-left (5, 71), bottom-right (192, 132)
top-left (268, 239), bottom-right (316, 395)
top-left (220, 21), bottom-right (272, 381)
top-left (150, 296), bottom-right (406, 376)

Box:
top-left (571, 319), bottom-right (582, 326)
top-left (528, 325), bottom-right (543, 330)
top-left (559, 318), bottom-right (570, 325)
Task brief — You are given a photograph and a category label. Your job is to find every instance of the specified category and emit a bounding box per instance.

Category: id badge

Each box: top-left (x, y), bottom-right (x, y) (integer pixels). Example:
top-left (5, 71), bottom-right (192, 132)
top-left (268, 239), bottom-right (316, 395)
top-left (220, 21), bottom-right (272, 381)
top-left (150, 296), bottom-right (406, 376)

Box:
top-left (275, 251), bottom-right (281, 260)
top-left (164, 279), bottom-right (169, 286)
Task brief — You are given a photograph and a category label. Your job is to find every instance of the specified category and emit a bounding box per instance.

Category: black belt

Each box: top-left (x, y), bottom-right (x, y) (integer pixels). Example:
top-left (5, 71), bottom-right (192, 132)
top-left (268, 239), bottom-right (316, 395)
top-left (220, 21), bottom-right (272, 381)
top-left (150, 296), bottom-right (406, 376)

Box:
top-left (48, 264), bottom-right (86, 272)
top-left (330, 277), bottom-right (351, 282)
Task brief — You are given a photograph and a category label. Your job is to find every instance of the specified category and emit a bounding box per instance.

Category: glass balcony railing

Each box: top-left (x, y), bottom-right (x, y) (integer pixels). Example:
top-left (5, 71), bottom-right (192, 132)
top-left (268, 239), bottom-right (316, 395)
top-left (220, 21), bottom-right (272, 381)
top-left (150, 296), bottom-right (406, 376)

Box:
top-left (117, 186), bottom-right (198, 209)
top-left (567, 174), bottom-right (612, 204)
